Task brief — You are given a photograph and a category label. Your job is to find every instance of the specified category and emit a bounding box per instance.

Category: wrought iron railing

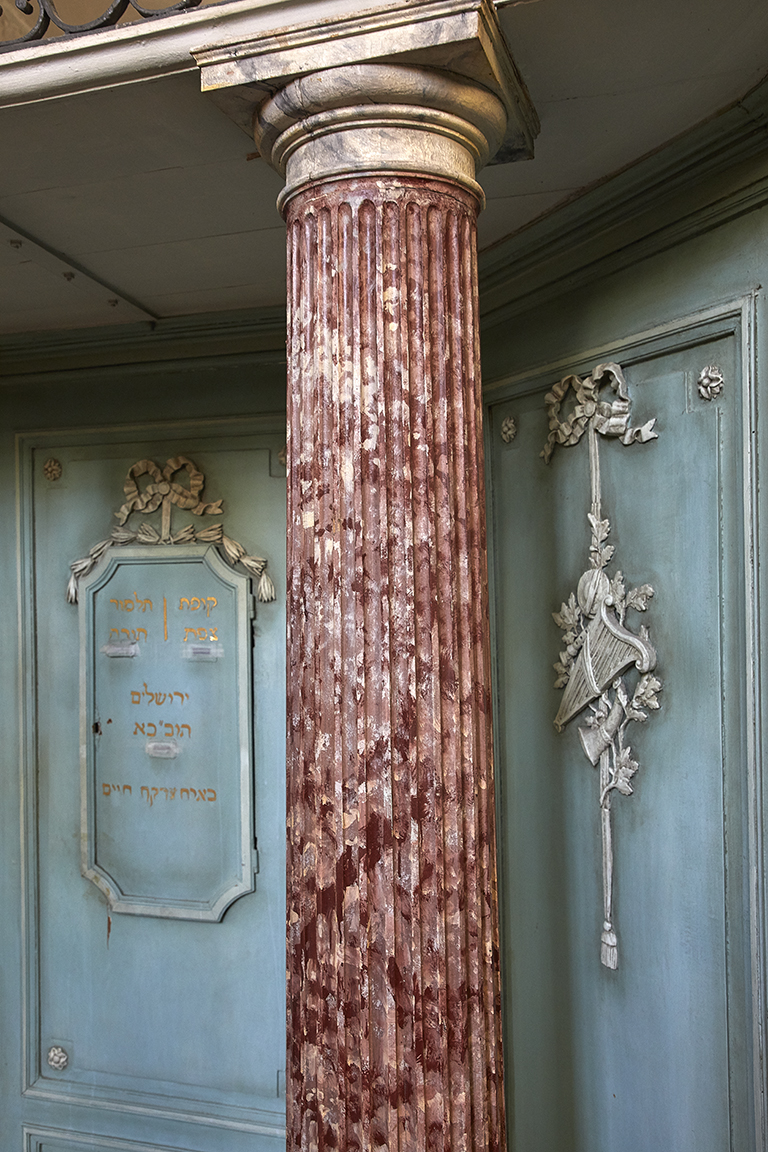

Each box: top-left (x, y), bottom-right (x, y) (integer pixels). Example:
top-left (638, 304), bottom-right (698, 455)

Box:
top-left (0, 0), bottom-right (202, 51)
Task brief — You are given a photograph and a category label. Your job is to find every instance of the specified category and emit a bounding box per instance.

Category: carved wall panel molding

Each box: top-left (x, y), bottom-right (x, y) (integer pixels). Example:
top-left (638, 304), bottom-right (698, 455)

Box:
top-left (543, 361), bottom-right (662, 969)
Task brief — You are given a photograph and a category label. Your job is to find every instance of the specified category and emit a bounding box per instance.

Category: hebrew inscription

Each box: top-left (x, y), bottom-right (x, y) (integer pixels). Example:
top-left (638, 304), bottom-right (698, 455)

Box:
top-left (543, 362), bottom-right (662, 969)
top-left (79, 545), bottom-right (256, 922)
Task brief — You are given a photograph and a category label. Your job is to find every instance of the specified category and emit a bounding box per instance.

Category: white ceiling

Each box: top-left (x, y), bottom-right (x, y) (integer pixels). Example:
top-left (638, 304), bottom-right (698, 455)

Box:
top-left (1, 0), bottom-right (767, 335)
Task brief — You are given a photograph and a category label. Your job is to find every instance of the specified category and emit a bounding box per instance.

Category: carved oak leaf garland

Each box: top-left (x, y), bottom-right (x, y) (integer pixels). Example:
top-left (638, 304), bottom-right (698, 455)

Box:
top-left (66, 456), bottom-right (276, 605)
top-left (543, 362), bottom-right (662, 970)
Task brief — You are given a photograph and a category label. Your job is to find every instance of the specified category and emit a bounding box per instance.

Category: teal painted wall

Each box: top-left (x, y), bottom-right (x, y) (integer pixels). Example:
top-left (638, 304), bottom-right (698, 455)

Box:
top-left (0, 352), bottom-right (290, 1152)
top-left (3, 133), bottom-right (768, 1152)
top-left (483, 174), bottom-right (768, 1151)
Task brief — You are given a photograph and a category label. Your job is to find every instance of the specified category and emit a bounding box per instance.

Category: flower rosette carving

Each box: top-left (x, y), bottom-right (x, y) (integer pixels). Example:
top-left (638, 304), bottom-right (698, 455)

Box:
top-left (43, 457), bottom-right (63, 481)
top-left (500, 414), bottom-right (517, 443)
top-left (697, 365), bottom-right (724, 401)
top-left (47, 1045), bottom-right (68, 1071)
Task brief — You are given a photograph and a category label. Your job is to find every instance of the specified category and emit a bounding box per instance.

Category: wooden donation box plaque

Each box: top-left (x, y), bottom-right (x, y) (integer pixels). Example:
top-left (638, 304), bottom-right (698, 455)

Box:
top-left (79, 545), bottom-right (256, 921)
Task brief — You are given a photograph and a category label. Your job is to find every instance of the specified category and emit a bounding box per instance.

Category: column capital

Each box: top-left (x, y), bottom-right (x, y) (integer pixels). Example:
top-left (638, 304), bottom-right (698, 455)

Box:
top-left (194, 0), bottom-right (538, 205)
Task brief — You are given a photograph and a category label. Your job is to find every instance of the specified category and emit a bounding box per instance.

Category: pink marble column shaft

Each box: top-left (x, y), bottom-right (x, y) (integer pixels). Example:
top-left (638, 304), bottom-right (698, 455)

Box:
top-left (286, 175), bottom-right (505, 1152)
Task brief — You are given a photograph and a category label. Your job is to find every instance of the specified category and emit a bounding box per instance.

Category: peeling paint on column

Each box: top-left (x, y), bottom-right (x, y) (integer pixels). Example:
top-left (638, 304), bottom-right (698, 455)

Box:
top-left (286, 175), bottom-right (505, 1152)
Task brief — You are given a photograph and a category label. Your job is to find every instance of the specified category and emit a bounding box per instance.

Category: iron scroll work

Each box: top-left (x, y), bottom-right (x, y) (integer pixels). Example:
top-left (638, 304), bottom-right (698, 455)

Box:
top-left (0, 0), bottom-right (200, 52)
top-left (68, 456), bottom-right (275, 922)
top-left (543, 363), bottom-right (662, 969)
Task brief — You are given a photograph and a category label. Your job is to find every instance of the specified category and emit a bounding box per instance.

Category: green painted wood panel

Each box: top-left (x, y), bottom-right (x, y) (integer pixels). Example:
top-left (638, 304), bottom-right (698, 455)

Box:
top-left (489, 313), bottom-right (755, 1152)
top-left (1, 394), bottom-right (288, 1152)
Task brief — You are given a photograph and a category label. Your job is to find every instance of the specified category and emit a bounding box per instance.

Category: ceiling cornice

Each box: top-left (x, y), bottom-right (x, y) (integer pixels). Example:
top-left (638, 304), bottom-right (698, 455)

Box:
top-left (478, 74), bottom-right (768, 327)
top-left (0, 307), bottom-right (287, 379)
top-left (5, 75), bottom-right (768, 377)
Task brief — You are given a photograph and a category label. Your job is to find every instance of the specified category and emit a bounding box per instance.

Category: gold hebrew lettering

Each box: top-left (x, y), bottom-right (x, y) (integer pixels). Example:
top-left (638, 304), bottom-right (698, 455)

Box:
top-left (169, 788), bottom-right (176, 799)
top-left (208, 627), bottom-right (218, 642)
top-left (109, 629), bottom-right (120, 641)
top-left (206, 597), bottom-right (217, 616)
top-left (120, 628), bottom-right (130, 640)
top-left (159, 788), bottom-right (168, 801)
top-left (143, 682), bottom-right (151, 699)
top-left (154, 692), bottom-right (166, 705)
top-left (133, 722), bottom-right (145, 735)
top-left (180, 724), bottom-right (191, 738)
top-left (102, 783), bottom-right (111, 795)
top-left (195, 788), bottom-right (205, 801)
top-left (190, 597), bottom-right (202, 611)
top-left (123, 785), bottom-right (132, 795)
top-left (206, 789), bottom-right (216, 802)
top-left (173, 691), bottom-right (184, 704)
top-left (183, 628), bottom-right (196, 642)
top-left (122, 600), bottom-right (134, 612)
top-left (146, 723), bottom-right (157, 737)
top-left (180, 598), bottom-right (190, 610)
top-left (110, 599), bottom-right (120, 609)
top-left (180, 788), bottom-right (190, 799)
top-left (136, 628), bottom-right (147, 642)
top-left (141, 786), bottom-right (152, 806)
top-left (163, 723), bottom-right (174, 738)
top-left (151, 787), bottom-right (159, 802)
top-left (131, 691), bottom-right (141, 704)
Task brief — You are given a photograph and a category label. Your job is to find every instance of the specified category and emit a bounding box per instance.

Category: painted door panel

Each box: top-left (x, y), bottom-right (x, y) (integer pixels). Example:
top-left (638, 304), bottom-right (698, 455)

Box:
top-left (489, 315), bottom-right (753, 1152)
top-left (8, 417), bottom-right (287, 1152)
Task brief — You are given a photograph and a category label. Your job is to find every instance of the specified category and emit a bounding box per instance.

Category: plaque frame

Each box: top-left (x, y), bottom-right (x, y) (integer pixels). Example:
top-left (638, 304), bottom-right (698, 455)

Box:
top-left (79, 544), bottom-right (257, 922)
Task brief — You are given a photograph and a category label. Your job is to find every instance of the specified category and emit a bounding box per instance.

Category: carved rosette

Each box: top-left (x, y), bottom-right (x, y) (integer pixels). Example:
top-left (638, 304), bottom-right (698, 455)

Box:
top-left (47, 1045), bottom-right (68, 1071)
top-left (284, 174), bottom-right (505, 1152)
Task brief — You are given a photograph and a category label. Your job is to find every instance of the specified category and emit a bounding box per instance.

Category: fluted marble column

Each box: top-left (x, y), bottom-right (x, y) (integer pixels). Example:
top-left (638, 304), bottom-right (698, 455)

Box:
top-left (285, 174), bottom-right (501, 1152)
top-left (198, 14), bottom-right (538, 1149)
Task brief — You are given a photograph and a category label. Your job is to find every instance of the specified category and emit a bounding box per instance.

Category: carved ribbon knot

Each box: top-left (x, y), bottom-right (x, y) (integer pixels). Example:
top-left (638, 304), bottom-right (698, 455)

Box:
top-left (541, 362), bottom-right (658, 464)
top-left (66, 452), bottom-right (275, 604)
top-left (115, 456), bottom-right (223, 529)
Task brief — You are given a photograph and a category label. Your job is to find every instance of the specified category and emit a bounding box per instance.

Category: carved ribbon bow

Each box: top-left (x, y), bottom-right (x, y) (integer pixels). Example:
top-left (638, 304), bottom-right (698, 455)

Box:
top-left (541, 362), bottom-right (658, 464)
top-left (115, 457), bottom-right (223, 531)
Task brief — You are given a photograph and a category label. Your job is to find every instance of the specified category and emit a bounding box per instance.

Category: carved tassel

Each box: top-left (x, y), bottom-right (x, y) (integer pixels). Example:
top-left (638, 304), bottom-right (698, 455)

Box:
top-left (601, 923), bottom-right (618, 970)
top-left (599, 749), bottom-right (617, 969)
